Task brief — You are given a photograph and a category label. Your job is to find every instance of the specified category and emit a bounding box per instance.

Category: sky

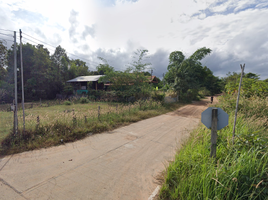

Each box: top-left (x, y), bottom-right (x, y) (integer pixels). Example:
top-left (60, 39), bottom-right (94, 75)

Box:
top-left (0, 0), bottom-right (268, 79)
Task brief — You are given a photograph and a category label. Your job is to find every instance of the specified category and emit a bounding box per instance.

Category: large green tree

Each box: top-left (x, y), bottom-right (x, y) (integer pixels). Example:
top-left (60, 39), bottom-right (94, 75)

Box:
top-left (165, 47), bottom-right (221, 100)
top-left (99, 49), bottom-right (152, 100)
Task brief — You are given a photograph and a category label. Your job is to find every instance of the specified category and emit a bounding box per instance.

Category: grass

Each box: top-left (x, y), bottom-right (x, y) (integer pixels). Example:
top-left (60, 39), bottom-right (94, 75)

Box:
top-left (0, 99), bottom-right (184, 155)
top-left (159, 94), bottom-right (268, 200)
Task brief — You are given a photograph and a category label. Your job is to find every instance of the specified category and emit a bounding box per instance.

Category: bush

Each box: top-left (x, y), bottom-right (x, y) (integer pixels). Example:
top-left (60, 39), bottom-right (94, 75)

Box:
top-left (152, 91), bottom-right (165, 102)
top-left (63, 101), bottom-right (71, 105)
top-left (79, 97), bottom-right (89, 104)
top-left (198, 87), bottom-right (211, 97)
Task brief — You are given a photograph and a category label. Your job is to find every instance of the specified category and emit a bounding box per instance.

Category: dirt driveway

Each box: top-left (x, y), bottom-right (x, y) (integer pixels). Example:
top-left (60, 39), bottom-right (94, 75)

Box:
top-left (0, 97), bottom-right (212, 200)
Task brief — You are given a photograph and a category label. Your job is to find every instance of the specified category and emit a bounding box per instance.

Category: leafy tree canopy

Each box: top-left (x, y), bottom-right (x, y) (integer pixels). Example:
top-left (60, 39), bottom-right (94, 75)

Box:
top-left (165, 47), bottom-right (222, 100)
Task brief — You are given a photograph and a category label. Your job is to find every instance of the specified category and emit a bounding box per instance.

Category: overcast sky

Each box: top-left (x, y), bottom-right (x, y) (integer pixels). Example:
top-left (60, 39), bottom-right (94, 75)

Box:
top-left (1, 0), bottom-right (268, 79)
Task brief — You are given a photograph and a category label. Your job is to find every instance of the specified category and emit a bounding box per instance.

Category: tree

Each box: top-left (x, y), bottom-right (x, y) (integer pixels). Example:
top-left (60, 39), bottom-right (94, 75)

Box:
top-left (0, 40), bottom-right (8, 80)
top-left (245, 72), bottom-right (259, 80)
top-left (96, 57), bottom-right (114, 75)
top-left (0, 40), bottom-right (8, 101)
top-left (165, 47), bottom-right (212, 100)
top-left (50, 45), bottom-right (70, 95)
top-left (99, 49), bottom-right (152, 100)
top-left (127, 49), bottom-right (151, 72)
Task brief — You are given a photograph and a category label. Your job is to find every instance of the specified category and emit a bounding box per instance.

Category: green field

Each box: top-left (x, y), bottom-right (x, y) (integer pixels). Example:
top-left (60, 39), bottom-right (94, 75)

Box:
top-left (0, 100), bottom-right (184, 154)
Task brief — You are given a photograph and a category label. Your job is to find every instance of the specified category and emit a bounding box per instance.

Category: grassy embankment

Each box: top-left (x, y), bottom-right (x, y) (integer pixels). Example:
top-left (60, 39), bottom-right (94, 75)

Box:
top-left (159, 94), bottom-right (268, 200)
top-left (0, 99), bottom-right (184, 155)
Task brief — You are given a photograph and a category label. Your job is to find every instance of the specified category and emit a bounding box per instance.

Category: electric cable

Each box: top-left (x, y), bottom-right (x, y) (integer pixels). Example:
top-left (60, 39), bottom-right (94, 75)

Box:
top-left (0, 32), bottom-right (14, 37)
top-left (21, 36), bottom-right (97, 70)
top-left (0, 28), bottom-right (14, 32)
top-left (22, 32), bottom-right (101, 69)
top-left (0, 38), bottom-right (14, 42)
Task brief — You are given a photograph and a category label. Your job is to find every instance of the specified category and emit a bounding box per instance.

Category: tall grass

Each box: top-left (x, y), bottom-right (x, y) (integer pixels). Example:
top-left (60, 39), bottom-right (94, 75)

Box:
top-left (159, 94), bottom-right (268, 200)
top-left (0, 100), bottom-right (183, 154)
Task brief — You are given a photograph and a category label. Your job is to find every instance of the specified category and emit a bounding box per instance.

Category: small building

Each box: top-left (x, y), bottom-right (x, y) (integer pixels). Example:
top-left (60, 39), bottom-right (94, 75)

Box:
top-left (148, 76), bottom-right (158, 84)
top-left (66, 75), bottom-right (105, 95)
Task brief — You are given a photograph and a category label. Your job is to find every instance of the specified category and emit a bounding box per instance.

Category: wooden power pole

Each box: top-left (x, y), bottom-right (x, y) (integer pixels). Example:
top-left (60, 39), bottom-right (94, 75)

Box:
top-left (20, 29), bottom-right (25, 133)
top-left (232, 64), bottom-right (245, 144)
top-left (14, 31), bottom-right (18, 134)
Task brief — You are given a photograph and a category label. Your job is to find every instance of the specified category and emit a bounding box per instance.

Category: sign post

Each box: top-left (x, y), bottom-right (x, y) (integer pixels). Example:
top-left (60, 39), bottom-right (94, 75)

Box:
top-left (210, 108), bottom-right (218, 158)
top-left (201, 107), bottom-right (229, 158)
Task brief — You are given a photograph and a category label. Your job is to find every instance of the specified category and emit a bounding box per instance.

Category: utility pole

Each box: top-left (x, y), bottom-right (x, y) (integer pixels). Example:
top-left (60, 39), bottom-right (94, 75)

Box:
top-left (151, 69), bottom-right (153, 88)
top-left (14, 31), bottom-right (18, 134)
top-left (232, 64), bottom-right (245, 144)
top-left (20, 29), bottom-right (25, 133)
top-left (163, 73), bottom-right (165, 87)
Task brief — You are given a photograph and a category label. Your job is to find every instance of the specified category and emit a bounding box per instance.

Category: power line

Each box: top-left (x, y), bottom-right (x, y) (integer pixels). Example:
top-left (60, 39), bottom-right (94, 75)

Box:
top-left (22, 32), bottom-right (57, 49)
top-left (22, 36), bottom-right (44, 46)
top-left (0, 32), bottom-right (13, 37)
top-left (21, 36), bottom-right (98, 70)
top-left (0, 28), bottom-right (14, 32)
top-left (22, 31), bottom-right (100, 68)
top-left (0, 37), bottom-right (14, 42)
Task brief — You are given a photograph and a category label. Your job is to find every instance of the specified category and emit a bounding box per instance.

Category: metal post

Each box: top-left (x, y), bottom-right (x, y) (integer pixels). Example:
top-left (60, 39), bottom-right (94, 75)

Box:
top-left (232, 64), bottom-right (245, 144)
top-left (19, 29), bottom-right (25, 133)
top-left (14, 31), bottom-right (18, 134)
top-left (98, 106), bottom-right (100, 119)
top-left (210, 108), bottom-right (218, 158)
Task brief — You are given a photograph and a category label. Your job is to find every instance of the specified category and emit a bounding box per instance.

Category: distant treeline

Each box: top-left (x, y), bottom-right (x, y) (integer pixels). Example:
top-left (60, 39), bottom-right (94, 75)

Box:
top-left (0, 42), bottom-right (101, 103)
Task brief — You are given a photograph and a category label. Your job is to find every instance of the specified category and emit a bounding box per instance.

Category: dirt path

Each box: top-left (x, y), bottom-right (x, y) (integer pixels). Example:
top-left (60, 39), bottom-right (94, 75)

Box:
top-left (0, 97), bottom-right (213, 200)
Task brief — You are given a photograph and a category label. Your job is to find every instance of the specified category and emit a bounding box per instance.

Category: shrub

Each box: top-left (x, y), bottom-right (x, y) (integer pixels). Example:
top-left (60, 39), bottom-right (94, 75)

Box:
top-left (63, 101), bottom-right (71, 105)
top-left (152, 91), bottom-right (165, 102)
top-left (79, 97), bottom-right (89, 104)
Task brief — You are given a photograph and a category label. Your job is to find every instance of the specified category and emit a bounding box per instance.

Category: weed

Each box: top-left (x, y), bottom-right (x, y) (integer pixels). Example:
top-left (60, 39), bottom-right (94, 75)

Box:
top-left (0, 101), bottom-right (183, 154)
top-left (159, 94), bottom-right (268, 200)
top-left (79, 97), bottom-right (89, 104)
top-left (63, 101), bottom-right (72, 105)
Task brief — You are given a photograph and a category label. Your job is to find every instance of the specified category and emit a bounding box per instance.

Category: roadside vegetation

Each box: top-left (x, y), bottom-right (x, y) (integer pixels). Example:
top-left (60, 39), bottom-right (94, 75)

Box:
top-left (159, 74), bottom-right (268, 199)
top-left (1, 46), bottom-right (222, 155)
top-left (0, 98), bottom-right (184, 155)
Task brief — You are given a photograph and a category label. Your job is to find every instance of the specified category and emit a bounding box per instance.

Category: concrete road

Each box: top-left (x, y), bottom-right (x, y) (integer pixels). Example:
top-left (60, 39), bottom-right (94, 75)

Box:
top-left (0, 99), bottom-right (210, 200)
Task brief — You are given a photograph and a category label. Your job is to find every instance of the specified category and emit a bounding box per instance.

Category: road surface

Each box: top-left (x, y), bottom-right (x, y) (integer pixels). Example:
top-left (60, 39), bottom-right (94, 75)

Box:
top-left (0, 98), bottom-right (211, 200)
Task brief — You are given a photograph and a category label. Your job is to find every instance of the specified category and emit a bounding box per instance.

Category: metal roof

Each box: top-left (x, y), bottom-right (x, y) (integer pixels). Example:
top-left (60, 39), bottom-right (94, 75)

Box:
top-left (67, 75), bottom-right (105, 83)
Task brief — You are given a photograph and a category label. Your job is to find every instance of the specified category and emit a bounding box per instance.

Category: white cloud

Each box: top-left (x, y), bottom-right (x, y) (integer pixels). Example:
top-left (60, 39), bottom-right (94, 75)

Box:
top-left (0, 0), bottom-right (268, 79)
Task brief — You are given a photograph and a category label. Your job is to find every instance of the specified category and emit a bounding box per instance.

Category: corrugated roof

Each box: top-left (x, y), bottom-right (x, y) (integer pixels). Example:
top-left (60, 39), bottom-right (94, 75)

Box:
top-left (67, 75), bottom-right (105, 83)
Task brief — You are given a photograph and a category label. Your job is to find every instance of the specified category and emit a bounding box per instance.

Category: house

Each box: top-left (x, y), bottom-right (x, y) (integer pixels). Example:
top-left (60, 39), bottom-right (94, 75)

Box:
top-left (103, 75), bottom-right (158, 87)
top-left (148, 76), bottom-right (158, 84)
top-left (66, 74), bottom-right (158, 94)
top-left (66, 75), bottom-right (105, 94)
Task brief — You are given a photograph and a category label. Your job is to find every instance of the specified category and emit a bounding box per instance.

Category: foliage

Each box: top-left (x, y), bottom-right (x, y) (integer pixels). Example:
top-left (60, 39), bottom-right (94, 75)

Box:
top-left (79, 97), bottom-right (89, 104)
top-left (63, 84), bottom-right (74, 96)
top-left (99, 49), bottom-right (153, 101)
top-left (0, 101), bottom-right (183, 154)
top-left (0, 40), bottom-right (7, 79)
top-left (1, 43), bottom-right (91, 103)
top-left (151, 91), bottom-right (165, 103)
top-left (63, 100), bottom-right (71, 105)
top-left (165, 47), bottom-right (222, 101)
top-left (96, 57), bottom-right (114, 75)
top-left (224, 72), bottom-right (268, 98)
top-left (159, 94), bottom-right (268, 200)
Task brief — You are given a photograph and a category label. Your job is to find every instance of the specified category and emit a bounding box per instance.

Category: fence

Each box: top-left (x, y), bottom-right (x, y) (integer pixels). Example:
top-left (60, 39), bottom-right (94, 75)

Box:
top-left (0, 100), bottom-right (162, 140)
